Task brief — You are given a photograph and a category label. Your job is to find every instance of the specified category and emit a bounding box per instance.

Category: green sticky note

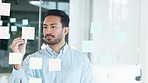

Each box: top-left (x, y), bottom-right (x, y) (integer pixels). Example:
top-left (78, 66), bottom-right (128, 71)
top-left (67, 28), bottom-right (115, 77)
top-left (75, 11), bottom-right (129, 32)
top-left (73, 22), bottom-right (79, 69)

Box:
top-left (115, 32), bottom-right (127, 44)
top-left (82, 40), bottom-right (94, 52)
top-left (90, 22), bottom-right (103, 33)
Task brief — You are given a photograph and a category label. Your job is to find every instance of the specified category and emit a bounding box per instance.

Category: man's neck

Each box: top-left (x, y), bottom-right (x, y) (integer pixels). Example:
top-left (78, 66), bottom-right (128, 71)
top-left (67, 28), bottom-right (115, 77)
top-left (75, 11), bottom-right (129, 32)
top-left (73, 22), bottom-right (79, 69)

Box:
top-left (48, 41), bottom-right (66, 53)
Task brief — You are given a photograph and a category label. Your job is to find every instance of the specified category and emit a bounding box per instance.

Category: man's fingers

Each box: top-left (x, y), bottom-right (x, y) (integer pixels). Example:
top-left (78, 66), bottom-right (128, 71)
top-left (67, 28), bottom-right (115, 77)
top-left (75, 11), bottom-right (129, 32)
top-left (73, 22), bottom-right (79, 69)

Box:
top-left (11, 38), bottom-right (26, 53)
top-left (12, 39), bottom-right (25, 47)
top-left (12, 38), bottom-right (21, 45)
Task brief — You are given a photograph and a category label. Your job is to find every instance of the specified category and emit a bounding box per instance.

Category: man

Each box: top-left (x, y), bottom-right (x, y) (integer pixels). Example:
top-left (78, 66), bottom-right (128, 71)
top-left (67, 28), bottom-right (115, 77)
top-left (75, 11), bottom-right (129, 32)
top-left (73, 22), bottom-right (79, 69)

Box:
top-left (10, 9), bottom-right (93, 83)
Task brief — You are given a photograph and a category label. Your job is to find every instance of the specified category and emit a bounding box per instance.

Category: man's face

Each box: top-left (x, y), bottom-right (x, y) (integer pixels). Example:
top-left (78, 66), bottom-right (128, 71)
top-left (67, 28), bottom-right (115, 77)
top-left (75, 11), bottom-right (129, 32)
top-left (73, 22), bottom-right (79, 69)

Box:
top-left (43, 16), bottom-right (68, 45)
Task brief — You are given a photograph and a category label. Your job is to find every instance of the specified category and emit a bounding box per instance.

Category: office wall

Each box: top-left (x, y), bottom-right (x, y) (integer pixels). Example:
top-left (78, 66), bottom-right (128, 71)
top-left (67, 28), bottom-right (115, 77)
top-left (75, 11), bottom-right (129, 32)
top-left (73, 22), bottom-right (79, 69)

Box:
top-left (139, 0), bottom-right (148, 83)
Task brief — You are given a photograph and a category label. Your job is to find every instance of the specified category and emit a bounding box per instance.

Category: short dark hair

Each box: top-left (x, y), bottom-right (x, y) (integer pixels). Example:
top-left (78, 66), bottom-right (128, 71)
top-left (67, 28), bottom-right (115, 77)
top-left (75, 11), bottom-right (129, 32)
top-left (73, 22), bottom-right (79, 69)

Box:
top-left (45, 9), bottom-right (70, 27)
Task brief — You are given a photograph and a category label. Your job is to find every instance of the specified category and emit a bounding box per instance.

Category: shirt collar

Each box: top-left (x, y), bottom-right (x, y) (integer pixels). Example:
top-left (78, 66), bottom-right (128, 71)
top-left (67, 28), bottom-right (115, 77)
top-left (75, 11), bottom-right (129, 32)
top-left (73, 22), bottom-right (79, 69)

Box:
top-left (46, 43), bottom-right (69, 57)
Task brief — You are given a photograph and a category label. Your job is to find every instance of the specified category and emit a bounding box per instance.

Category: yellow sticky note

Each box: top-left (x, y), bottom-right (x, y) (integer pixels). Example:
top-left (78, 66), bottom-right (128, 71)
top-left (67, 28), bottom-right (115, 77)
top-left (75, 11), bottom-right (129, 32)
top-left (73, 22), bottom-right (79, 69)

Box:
top-left (29, 78), bottom-right (42, 83)
top-left (9, 53), bottom-right (23, 64)
top-left (0, 26), bottom-right (10, 39)
top-left (49, 59), bottom-right (61, 71)
top-left (0, 3), bottom-right (11, 16)
top-left (29, 57), bottom-right (42, 69)
top-left (107, 71), bottom-right (116, 80)
top-left (22, 27), bottom-right (35, 40)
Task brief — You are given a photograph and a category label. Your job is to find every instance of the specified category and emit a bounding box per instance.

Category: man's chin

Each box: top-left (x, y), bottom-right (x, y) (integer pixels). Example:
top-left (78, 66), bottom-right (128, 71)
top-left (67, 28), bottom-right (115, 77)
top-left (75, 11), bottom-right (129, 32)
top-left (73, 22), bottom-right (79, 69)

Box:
top-left (47, 42), bottom-right (56, 45)
top-left (44, 40), bottom-right (55, 45)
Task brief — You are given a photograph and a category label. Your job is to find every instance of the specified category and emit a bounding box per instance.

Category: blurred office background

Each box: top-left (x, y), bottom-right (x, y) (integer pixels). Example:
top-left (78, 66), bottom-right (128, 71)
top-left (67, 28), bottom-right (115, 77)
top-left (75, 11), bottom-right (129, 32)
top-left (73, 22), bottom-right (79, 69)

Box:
top-left (0, 0), bottom-right (148, 83)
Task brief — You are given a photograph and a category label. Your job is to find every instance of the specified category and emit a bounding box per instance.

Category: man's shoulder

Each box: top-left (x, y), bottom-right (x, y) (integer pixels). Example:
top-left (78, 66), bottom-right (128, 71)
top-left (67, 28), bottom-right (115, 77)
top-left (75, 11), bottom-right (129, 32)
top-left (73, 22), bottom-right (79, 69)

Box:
top-left (69, 47), bottom-right (89, 60)
top-left (27, 48), bottom-right (47, 57)
top-left (69, 47), bottom-right (82, 55)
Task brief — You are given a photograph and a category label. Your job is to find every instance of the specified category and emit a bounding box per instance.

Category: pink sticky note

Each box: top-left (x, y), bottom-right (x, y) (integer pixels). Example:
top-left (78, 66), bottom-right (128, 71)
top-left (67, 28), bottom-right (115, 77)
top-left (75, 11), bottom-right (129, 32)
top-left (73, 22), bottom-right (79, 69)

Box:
top-left (0, 26), bottom-right (10, 39)
top-left (29, 57), bottom-right (42, 69)
top-left (0, 3), bottom-right (11, 16)
top-left (49, 59), bottom-right (61, 71)
top-left (22, 27), bottom-right (35, 40)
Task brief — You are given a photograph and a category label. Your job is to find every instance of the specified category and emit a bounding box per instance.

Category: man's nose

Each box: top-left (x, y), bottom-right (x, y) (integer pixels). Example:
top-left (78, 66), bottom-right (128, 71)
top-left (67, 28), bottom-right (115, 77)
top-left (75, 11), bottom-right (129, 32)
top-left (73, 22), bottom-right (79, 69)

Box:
top-left (45, 27), bottom-right (52, 34)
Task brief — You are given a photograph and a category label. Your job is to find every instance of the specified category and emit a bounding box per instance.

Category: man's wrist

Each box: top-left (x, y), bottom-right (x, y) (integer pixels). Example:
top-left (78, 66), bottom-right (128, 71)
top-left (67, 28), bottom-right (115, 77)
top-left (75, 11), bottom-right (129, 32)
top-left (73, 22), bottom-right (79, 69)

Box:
top-left (14, 64), bottom-right (22, 70)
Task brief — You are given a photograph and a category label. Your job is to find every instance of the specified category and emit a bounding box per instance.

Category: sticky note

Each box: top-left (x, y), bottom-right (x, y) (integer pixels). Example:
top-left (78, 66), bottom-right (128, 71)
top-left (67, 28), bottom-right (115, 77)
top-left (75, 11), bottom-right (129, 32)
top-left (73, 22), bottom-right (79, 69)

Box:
top-left (0, 26), bottom-right (10, 39)
top-left (100, 55), bottom-right (112, 66)
top-left (0, 3), bottom-right (11, 16)
top-left (22, 19), bottom-right (29, 25)
top-left (49, 59), bottom-right (61, 71)
top-left (22, 27), bottom-right (35, 40)
top-left (11, 26), bottom-right (17, 31)
top-left (10, 18), bottom-right (16, 23)
top-left (114, 32), bottom-right (127, 44)
top-left (9, 53), bottom-right (23, 64)
top-left (0, 20), bottom-right (3, 25)
top-left (82, 40), bottom-right (94, 52)
top-left (107, 71), bottom-right (116, 80)
top-left (90, 22), bottom-right (103, 33)
top-left (29, 57), bottom-right (42, 69)
top-left (29, 78), bottom-right (42, 83)
top-left (41, 43), bottom-right (47, 50)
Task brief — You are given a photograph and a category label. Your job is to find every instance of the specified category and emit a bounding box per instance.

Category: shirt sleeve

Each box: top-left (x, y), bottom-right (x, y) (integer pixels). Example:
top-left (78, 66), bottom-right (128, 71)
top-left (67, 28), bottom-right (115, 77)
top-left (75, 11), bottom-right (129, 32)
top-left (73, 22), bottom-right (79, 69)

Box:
top-left (9, 68), bottom-right (27, 83)
top-left (9, 55), bottom-right (34, 83)
top-left (81, 56), bottom-right (94, 83)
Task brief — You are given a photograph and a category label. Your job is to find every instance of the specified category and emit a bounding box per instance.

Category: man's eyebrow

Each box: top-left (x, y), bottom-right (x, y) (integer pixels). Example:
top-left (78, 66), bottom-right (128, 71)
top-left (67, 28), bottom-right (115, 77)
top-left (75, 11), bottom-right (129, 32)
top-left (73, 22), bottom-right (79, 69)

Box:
top-left (50, 23), bottom-right (58, 25)
top-left (43, 23), bottom-right (57, 26)
top-left (43, 24), bottom-right (47, 26)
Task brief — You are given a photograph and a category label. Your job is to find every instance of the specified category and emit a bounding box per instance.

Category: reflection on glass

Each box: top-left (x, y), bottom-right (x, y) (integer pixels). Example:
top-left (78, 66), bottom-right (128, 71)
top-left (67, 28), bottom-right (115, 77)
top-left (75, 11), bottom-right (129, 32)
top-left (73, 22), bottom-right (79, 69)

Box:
top-left (109, 0), bottom-right (128, 21)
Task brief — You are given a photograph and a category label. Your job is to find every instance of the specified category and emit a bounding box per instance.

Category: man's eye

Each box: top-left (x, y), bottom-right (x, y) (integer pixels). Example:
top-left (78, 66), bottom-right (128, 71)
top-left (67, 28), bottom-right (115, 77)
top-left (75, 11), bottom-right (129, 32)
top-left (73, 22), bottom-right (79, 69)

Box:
top-left (43, 26), bottom-right (47, 28)
top-left (51, 26), bottom-right (56, 28)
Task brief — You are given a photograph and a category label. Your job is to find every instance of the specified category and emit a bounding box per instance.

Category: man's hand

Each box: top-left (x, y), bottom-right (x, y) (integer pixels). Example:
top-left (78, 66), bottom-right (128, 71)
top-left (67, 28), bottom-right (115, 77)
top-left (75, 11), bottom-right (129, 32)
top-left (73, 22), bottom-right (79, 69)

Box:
top-left (11, 38), bottom-right (27, 70)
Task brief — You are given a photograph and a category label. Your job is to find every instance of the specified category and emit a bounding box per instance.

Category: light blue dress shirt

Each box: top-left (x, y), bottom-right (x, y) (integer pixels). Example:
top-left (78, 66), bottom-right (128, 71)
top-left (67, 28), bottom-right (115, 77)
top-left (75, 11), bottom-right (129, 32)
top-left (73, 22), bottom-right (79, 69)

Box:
top-left (9, 43), bottom-right (93, 83)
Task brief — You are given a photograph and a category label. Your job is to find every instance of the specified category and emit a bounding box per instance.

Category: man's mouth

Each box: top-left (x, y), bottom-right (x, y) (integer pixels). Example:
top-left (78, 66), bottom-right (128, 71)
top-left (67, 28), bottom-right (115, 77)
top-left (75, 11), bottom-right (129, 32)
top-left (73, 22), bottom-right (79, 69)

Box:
top-left (45, 34), bottom-right (54, 39)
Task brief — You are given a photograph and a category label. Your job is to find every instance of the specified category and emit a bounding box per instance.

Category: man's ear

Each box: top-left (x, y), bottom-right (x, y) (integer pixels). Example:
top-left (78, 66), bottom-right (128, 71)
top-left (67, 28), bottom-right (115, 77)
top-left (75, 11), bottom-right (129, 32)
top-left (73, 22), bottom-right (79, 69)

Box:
top-left (63, 27), bottom-right (69, 35)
